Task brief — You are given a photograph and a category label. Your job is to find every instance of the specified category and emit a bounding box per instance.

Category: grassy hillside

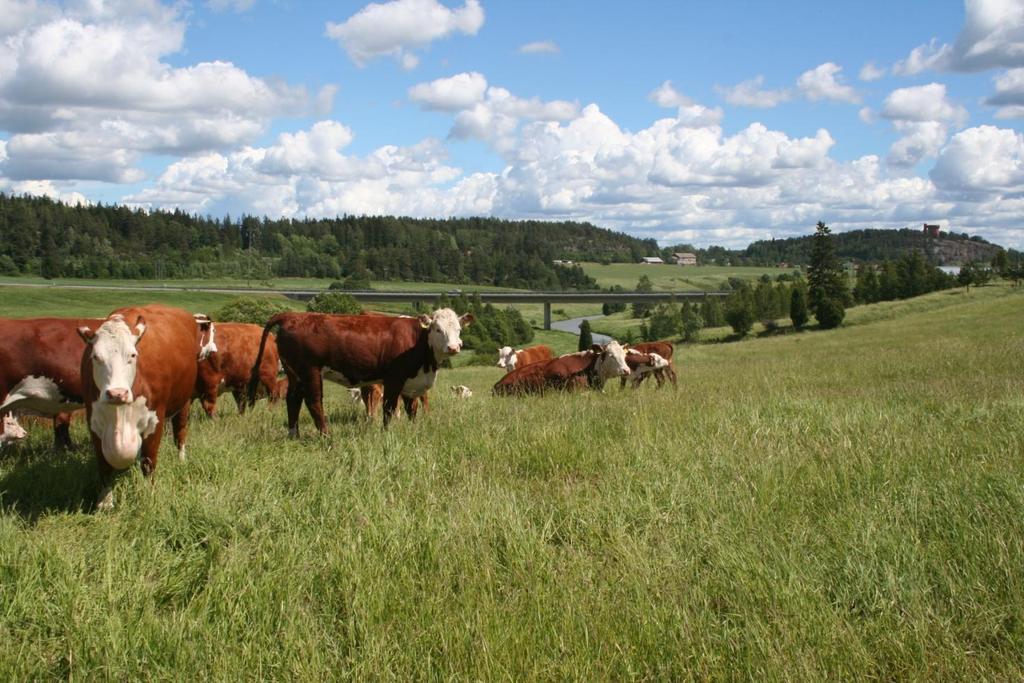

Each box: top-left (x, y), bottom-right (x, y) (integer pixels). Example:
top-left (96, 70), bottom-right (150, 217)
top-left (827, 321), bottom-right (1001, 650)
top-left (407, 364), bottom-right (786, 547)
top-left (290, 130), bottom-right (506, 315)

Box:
top-left (580, 262), bottom-right (793, 290)
top-left (0, 287), bottom-right (1021, 678)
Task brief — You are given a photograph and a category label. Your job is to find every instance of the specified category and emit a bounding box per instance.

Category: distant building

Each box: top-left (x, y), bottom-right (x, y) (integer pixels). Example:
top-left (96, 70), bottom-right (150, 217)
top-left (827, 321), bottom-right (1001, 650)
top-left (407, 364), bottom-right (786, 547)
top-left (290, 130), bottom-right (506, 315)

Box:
top-left (641, 256), bottom-right (665, 265)
top-left (672, 252), bottom-right (697, 266)
top-left (552, 259), bottom-right (575, 266)
top-left (923, 223), bottom-right (941, 238)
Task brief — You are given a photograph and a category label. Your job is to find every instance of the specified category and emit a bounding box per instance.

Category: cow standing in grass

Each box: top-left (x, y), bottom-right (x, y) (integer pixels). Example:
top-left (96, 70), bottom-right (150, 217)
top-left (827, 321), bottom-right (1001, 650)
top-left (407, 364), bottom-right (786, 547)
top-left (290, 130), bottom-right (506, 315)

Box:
top-left (249, 309), bottom-right (472, 433)
top-left (79, 305), bottom-right (217, 510)
top-left (195, 322), bottom-right (285, 417)
top-left (0, 316), bottom-right (99, 448)
top-left (496, 344), bottom-right (554, 373)
top-left (622, 341), bottom-right (677, 388)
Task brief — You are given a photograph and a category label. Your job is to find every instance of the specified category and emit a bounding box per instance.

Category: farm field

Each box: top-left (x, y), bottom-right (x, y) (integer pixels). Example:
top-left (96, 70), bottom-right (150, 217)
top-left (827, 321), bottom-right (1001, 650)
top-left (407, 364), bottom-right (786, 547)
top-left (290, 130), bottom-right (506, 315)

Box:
top-left (579, 262), bottom-right (795, 290)
top-left (0, 285), bottom-right (1021, 678)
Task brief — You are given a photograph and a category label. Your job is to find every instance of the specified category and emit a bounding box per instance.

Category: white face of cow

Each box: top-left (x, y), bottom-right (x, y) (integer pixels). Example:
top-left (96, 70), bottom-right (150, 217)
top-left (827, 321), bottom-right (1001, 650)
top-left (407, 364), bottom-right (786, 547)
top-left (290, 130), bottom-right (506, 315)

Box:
top-left (597, 340), bottom-right (631, 379)
top-left (1, 414), bottom-right (27, 444)
top-left (419, 308), bottom-right (474, 359)
top-left (496, 346), bottom-right (516, 370)
top-left (79, 314), bottom-right (146, 404)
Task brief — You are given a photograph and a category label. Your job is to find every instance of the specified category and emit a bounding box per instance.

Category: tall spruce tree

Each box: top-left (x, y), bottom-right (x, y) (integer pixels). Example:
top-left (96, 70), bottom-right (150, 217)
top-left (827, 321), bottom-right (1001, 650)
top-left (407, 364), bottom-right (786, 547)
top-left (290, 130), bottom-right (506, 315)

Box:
top-left (578, 319), bottom-right (594, 351)
top-left (807, 221), bottom-right (848, 328)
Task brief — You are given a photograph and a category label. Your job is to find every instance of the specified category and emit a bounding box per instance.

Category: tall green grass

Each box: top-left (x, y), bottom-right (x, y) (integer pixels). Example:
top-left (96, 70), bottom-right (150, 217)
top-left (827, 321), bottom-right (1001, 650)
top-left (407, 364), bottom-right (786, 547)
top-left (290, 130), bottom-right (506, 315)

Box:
top-left (0, 287), bottom-right (1021, 678)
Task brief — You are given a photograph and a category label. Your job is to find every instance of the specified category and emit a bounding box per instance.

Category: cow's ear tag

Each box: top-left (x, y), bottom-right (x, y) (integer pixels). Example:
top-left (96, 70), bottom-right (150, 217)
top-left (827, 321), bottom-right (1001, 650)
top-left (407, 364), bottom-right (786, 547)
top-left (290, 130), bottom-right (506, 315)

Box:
top-left (418, 314), bottom-right (432, 329)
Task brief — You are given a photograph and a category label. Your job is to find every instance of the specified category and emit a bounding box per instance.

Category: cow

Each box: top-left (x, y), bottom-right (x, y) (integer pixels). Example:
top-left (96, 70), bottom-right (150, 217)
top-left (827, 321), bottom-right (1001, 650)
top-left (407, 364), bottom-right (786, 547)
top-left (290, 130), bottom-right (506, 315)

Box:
top-left (195, 322), bottom-right (285, 417)
top-left (451, 385), bottom-right (473, 399)
top-left (621, 341), bottom-right (677, 388)
top-left (1, 414), bottom-right (27, 448)
top-left (79, 305), bottom-right (217, 510)
top-left (492, 342), bottom-right (631, 396)
top-left (624, 350), bottom-right (670, 387)
top-left (249, 308), bottom-right (473, 433)
top-left (496, 344), bottom-right (554, 373)
top-left (0, 316), bottom-right (97, 448)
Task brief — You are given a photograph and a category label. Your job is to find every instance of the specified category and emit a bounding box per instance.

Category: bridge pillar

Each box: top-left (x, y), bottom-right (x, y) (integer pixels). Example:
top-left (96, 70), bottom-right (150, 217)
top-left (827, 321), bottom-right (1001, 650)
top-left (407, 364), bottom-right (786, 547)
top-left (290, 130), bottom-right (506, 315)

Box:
top-left (544, 301), bottom-right (551, 330)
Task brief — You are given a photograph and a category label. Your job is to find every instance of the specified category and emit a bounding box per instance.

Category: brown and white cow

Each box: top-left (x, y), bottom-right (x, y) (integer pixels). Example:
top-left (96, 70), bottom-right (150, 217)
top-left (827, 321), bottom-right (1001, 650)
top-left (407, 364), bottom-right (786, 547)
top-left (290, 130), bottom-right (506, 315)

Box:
top-left (451, 385), bottom-right (473, 399)
top-left (195, 322), bottom-right (285, 417)
top-left (496, 344), bottom-right (554, 373)
top-left (0, 316), bottom-right (97, 448)
top-left (621, 341), bottom-right (677, 388)
top-left (1, 414), bottom-right (27, 448)
top-left (250, 308), bottom-right (472, 433)
top-left (492, 342), bottom-right (631, 396)
top-left (624, 350), bottom-right (670, 387)
top-left (79, 305), bottom-right (216, 510)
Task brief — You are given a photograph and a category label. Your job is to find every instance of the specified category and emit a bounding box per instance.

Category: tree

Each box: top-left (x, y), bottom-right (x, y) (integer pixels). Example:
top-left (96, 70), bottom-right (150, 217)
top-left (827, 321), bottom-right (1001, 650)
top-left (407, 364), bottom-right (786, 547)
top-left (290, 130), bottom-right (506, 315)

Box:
top-left (815, 296), bottom-right (845, 329)
top-left (701, 296), bottom-right (725, 327)
top-left (724, 289), bottom-right (754, 336)
top-left (644, 302), bottom-right (682, 341)
top-left (214, 297), bottom-right (292, 325)
top-left (681, 301), bottom-right (704, 342)
top-left (790, 286), bottom-right (809, 329)
top-left (578, 319), bottom-right (594, 351)
top-left (853, 266), bottom-right (879, 304)
top-left (631, 275), bottom-right (654, 318)
top-left (807, 221), bottom-right (848, 327)
top-left (991, 249), bottom-right (1009, 277)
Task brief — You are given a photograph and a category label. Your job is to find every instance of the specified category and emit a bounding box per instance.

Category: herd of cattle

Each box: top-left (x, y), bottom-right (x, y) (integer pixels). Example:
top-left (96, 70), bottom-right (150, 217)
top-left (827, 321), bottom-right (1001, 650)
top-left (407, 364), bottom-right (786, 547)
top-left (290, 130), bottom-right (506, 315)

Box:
top-left (0, 304), bottom-right (676, 509)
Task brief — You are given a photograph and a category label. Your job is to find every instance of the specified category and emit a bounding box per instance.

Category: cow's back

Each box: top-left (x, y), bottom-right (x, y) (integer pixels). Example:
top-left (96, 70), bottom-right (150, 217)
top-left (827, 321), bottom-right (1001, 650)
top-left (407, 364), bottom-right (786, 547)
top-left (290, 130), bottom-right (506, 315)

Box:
top-left (516, 344), bottom-right (553, 369)
top-left (0, 317), bottom-right (94, 400)
top-left (629, 341), bottom-right (673, 360)
top-left (217, 323), bottom-right (279, 384)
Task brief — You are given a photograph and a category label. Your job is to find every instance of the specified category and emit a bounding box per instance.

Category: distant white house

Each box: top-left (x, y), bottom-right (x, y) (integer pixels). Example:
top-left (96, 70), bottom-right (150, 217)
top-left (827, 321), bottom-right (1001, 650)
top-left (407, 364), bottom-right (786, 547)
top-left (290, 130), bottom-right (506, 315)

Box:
top-left (552, 259), bottom-right (575, 266)
top-left (672, 252), bottom-right (697, 266)
top-left (641, 256), bottom-right (664, 265)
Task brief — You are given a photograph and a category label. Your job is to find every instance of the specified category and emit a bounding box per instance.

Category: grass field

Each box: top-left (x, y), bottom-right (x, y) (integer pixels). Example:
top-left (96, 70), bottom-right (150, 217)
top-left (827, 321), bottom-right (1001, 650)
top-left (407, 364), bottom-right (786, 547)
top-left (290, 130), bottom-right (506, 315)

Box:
top-left (0, 286), bottom-right (1022, 678)
top-left (580, 262), bottom-right (794, 290)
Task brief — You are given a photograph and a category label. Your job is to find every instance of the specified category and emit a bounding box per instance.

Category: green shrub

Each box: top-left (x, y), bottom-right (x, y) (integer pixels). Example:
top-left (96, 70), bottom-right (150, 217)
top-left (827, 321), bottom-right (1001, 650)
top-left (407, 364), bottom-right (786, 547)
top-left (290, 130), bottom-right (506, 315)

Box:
top-left (306, 291), bottom-right (363, 314)
top-left (214, 297), bottom-right (292, 325)
top-left (815, 297), bottom-right (845, 329)
top-left (790, 287), bottom-right (809, 329)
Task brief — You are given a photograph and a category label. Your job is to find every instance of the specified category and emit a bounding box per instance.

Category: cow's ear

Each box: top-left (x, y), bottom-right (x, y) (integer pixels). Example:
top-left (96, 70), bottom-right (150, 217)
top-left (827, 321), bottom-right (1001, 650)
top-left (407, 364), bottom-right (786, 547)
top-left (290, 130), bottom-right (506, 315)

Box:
top-left (459, 313), bottom-right (475, 328)
top-left (590, 344), bottom-right (604, 353)
top-left (418, 314), bottom-right (432, 329)
top-left (133, 316), bottom-right (147, 340)
top-left (78, 326), bottom-right (97, 344)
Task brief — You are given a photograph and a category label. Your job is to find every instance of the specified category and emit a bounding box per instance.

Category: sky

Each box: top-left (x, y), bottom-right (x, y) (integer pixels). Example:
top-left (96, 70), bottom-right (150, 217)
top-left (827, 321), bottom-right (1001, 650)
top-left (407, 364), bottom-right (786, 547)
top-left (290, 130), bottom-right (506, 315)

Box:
top-left (2, 1), bottom-right (1024, 250)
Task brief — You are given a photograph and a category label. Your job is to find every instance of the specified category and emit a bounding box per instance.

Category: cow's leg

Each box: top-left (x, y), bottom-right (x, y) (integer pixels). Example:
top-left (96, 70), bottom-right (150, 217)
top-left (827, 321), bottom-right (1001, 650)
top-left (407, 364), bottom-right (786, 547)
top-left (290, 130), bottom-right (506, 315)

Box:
top-left (139, 416), bottom-right (166, 479)
top-left (665, 364), bottom-right (678, 389)
top-left (402, 395), bottom-right (416, 419)
top-left (360, 385), bottom-right (381, 419)
top-left (418, 393), bottom-right (429, 415)
top-left (53, 412), bottom-right (73, 450)
top-left (91, 430), bottom-right (117, 511)
top-left (300, 369), bottom-right (328, 435)
top-left (285, 371), bottom-right (303, 438)
top-left (171, 405), bottom-right (191, 462)
top-left (381, 384), bottom-right (402, 427)
top-left (232, 385), bottom-right (247, 415)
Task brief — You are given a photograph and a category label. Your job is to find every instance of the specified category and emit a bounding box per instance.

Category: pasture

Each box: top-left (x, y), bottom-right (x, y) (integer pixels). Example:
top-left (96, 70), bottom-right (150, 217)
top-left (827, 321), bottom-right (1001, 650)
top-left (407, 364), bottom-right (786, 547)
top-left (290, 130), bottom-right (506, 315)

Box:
top-left (0, 286), bottom-right (1022, 678)
top-left (579, 262), bottom-right (794, 291)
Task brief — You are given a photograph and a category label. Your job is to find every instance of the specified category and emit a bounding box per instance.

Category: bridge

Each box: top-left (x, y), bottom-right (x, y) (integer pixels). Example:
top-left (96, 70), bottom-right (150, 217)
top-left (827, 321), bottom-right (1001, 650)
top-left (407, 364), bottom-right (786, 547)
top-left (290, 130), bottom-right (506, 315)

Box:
top-left (322, 290), bottom-right (730, 329)
top-left (0, 281), bottom-right (730, 330)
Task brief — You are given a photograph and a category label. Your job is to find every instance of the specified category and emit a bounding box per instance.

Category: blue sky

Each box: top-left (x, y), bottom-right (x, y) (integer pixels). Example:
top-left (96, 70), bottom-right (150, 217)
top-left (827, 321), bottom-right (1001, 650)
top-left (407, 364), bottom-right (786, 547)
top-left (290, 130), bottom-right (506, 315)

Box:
top-left (1, 0), bottom-right (1023, 249)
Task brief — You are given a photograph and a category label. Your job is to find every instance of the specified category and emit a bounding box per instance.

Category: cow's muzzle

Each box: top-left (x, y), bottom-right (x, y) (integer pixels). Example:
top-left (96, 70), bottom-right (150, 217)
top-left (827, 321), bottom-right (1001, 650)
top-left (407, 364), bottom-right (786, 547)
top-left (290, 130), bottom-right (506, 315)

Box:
top-left (447, 345), bottom-right (461, 355)
top-left (105, 388), bottom-right (132, 404)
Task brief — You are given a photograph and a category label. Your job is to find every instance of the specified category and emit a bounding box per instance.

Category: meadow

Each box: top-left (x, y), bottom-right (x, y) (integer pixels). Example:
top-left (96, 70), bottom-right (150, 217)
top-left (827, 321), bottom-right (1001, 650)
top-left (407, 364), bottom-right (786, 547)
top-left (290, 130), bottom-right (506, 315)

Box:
top-left (0, 285), bottom-right (1021, 678)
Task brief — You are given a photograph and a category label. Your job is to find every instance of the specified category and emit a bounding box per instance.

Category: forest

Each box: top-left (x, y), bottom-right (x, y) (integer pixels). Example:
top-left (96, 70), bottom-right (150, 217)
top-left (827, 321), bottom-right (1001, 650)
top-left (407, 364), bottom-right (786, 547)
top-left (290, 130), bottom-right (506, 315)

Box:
top-left (0, 193), bottom-right (658, 289)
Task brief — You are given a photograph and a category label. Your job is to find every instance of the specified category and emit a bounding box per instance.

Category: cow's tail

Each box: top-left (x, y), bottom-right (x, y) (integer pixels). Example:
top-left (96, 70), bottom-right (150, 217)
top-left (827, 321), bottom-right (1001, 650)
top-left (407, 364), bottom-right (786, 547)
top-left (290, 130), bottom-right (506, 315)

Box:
top-left (247, 313), bottom-right (287, 408)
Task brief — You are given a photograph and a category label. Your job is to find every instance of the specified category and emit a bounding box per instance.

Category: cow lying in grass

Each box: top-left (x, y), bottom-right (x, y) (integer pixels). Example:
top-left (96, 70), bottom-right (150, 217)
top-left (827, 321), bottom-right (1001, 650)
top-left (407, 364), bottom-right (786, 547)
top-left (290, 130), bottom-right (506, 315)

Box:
top-left (492, 342), bottom-right (631, 396)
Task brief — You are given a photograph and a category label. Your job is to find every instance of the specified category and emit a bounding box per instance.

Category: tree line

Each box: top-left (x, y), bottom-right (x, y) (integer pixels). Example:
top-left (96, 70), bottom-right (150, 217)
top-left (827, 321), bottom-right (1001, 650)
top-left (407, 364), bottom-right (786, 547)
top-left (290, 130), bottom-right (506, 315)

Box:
top-left (0, 193), bottom-right (660, 290)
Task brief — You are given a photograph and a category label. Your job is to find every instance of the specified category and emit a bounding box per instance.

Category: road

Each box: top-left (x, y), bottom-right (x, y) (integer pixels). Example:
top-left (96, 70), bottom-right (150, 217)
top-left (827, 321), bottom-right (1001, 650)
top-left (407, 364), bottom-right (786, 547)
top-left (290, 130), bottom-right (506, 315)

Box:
top-left (549, 315), bottom-right (613, 344)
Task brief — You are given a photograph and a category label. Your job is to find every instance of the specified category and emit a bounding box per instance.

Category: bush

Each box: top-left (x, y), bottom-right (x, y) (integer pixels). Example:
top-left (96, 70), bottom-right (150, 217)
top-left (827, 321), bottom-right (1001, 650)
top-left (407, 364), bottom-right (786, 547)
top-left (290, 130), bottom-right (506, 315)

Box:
top-left (578, 320), bottom-right (594, 351)
top-left (306, 291), bottom-right (363, 314)
top-left (724, 295), bottom-right (754, 336)
top-left (681, 302), bottom-right (703, 342)
top-left (815, 297), bottom-right (845, 329)
top-left (214, 297), bottom-right (292, 325)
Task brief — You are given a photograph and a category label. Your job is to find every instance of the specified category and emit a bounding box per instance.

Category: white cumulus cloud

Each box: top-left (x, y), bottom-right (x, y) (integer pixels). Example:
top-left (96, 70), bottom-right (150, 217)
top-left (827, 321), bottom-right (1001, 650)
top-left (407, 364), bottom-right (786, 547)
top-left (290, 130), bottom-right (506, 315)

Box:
top-left (325, 0), bottom-right (484, 69)
top-left (797, 63), bottom-right (860, 103)
top-left (716, 75), bottom-right (791, 108)
top-left (409, 71), bottom-right (488, 111)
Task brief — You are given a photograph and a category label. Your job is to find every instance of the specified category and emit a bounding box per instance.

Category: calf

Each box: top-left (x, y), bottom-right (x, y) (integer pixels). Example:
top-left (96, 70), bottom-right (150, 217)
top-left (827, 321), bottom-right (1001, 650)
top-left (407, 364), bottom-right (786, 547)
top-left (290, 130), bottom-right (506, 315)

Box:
top-left (451, 385), bottom-right (473, 399)
top-left (0, 316), bottom-right (97, 448)
top-left (622, 341), bottom-right (677, 388)
top-left (496, 344), bottom-right (554, 373)
top-left (1, 414), bottom-right (27, 448)
top-left (624, 350), bottom-right (670, 387)
top-left (493, 342), bottom-right (631, 396)
top-left (80, 305), bottom-right (216, 510)
top-left (195, 322), bottom-right (284, 417)
top-left (249, 308), bottom-right (472, 433)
